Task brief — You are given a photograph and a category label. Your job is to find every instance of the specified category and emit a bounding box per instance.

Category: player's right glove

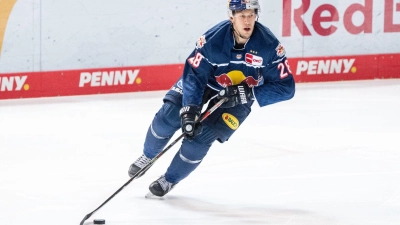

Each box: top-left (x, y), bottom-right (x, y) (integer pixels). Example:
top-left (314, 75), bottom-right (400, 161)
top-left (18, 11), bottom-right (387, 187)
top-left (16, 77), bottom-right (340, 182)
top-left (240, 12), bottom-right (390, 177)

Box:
top-left (179, 105), bottom-right (202, 140)
top-left (216, 84), bottom-right (253, 108)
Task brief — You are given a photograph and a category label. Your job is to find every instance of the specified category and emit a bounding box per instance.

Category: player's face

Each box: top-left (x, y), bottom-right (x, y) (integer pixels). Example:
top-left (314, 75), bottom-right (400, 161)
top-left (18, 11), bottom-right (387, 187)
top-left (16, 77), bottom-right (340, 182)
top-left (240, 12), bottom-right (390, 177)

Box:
top-left (230, 9), bottom-right (257, 41)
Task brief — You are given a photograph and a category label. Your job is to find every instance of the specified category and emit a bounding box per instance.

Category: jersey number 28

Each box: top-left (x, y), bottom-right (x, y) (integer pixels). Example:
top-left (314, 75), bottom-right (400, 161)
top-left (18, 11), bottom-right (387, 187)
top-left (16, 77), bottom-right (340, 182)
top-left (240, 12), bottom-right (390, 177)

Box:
top-left (278, 59), bottom-right (292, 79)
top-left (188, 53), bottom-right (203, 68)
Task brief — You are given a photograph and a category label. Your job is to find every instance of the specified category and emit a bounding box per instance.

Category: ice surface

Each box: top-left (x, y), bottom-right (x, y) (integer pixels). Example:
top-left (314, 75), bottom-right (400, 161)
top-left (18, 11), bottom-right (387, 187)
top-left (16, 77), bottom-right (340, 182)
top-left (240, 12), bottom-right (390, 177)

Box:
top-left (0, 79), bottom-right (399, 225)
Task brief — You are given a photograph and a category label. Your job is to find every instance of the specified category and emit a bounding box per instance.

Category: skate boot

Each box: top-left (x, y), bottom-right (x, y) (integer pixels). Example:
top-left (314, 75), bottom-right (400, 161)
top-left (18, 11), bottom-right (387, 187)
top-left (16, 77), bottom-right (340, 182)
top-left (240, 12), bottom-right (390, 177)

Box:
top-left (147, 175), bottom-right (175, 197)
top-left (128, 154), bottom-right (152, 178)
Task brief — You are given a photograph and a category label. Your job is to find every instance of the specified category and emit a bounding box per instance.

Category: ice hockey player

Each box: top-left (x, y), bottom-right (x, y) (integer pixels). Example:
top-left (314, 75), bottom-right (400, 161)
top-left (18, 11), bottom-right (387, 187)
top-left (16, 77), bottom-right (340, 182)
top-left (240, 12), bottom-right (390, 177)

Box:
top-left (128, 0), bottom-right (295, 197)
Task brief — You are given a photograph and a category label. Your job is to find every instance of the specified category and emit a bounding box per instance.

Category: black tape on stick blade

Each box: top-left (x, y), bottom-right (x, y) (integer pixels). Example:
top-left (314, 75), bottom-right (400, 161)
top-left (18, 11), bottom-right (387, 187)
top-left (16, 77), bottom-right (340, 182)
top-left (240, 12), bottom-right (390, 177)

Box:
top-left (93, 219), bottom-right (105, 224)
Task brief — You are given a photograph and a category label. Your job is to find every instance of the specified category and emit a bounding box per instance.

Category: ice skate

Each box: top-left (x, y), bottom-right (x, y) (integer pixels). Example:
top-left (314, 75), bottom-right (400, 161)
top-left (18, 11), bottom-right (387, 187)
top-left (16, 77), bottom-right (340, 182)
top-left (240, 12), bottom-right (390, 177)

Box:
top-left (145, 175), bottom-right (175, 198)
top-left (128, 154), bottom-right (152, 178)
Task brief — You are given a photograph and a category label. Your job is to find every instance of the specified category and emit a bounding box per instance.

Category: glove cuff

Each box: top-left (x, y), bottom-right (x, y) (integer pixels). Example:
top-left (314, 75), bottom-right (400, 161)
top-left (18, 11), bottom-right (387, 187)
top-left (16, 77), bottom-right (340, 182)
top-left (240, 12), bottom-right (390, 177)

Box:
top-left (179, 105), bottom-right (201, 117)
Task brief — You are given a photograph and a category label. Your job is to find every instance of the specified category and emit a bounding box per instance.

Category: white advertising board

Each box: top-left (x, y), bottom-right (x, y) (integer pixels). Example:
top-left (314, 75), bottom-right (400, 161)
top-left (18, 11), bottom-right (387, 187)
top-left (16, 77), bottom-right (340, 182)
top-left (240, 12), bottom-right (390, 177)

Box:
top-left (1, 0), bottom-right (399, 73)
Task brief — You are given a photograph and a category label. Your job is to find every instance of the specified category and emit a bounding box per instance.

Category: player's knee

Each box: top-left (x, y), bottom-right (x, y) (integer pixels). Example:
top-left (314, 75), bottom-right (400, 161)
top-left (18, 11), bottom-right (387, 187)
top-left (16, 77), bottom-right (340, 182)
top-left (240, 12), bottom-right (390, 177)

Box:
top-left (178, 148), bottom-right (203, 164)
top-left (179, 136), bottom-right (213, 163)
top-left (151, 101), bottom-right (181, 138)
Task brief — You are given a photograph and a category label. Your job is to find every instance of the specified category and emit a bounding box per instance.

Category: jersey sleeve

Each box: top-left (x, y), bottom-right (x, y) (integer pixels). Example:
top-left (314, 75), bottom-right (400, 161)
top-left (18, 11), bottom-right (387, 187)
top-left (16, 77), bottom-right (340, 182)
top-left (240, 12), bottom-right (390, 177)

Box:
top-left (181, 49), bottom-right (215, 107)
top-left (253, 42), bottom-right (295, 107)
top-left (180, 21), bottom-right (230, 107)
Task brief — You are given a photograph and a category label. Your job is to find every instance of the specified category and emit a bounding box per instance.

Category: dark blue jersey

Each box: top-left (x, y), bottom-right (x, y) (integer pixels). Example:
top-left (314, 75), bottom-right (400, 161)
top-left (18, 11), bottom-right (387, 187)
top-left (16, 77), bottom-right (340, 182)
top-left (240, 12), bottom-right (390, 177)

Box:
top-left (181, 20), bottom-right (295, 107)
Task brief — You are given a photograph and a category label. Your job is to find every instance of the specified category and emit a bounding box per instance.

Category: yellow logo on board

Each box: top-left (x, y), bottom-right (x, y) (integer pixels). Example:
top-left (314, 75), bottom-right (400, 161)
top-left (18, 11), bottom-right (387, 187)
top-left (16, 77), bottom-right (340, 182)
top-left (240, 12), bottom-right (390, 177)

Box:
top-left (222, 113), bottom-right (239, 130)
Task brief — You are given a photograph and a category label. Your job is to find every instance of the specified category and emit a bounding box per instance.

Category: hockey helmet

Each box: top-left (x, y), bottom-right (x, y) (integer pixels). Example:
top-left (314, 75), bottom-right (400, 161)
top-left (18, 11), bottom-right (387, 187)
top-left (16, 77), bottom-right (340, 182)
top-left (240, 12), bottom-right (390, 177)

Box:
top-left (228, 0), bottom-right (261, 15)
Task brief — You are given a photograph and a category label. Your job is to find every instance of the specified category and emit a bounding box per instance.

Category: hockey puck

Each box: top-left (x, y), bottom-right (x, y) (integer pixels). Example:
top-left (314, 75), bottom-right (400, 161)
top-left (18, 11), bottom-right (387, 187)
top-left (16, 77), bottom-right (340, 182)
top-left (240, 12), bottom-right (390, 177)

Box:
top-left (93, 219), bottom-right (105, 224)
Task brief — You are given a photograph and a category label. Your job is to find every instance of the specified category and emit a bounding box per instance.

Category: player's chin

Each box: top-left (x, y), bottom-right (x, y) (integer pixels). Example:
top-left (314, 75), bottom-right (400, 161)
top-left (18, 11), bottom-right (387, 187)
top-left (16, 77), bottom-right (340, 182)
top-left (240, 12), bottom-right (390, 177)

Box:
top-left (242, 29), bottom-right (253, 37)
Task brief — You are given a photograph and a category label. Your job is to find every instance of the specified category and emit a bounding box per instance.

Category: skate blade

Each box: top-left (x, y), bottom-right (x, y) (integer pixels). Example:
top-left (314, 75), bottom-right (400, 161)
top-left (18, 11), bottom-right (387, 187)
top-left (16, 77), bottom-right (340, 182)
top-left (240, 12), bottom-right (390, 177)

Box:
top-left (145, 192), bottom-right (163, 199)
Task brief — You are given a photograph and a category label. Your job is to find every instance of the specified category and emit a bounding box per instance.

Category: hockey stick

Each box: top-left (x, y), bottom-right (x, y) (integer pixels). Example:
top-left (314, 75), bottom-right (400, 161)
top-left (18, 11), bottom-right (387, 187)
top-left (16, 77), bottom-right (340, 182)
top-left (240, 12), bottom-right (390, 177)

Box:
top-left (79, 97), bottom-right (227, 225)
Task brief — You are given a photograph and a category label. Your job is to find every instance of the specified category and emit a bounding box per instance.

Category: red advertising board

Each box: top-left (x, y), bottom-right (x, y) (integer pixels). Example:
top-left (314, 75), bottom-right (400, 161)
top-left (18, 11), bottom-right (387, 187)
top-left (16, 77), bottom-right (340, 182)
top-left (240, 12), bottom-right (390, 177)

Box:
top-left (0, 53), bottom-right (399, 100)
top-left (0, 64), bottom-right (184, 99)
top-left (292, 53), bottom-right (400, 82)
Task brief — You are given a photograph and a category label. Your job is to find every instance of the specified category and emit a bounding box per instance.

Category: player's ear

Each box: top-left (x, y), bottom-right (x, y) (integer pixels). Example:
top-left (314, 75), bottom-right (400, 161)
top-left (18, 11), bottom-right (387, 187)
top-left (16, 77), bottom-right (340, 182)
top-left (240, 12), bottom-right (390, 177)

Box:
top-left (228, 10), bottom-right (234, 22)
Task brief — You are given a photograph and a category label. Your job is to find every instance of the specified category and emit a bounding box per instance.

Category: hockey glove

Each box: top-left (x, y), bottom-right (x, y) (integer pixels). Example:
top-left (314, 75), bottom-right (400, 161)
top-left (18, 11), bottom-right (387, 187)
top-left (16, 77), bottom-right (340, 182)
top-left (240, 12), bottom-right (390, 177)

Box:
top-left (217, 84), bottom-right (253, 108)
top-left (179, 105), bottom-right (202, 140)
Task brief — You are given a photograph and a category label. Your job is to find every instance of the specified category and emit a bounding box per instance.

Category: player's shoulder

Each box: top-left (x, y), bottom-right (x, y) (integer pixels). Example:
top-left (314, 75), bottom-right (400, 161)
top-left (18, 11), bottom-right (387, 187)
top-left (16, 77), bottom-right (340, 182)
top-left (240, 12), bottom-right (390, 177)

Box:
top-left (194, 20), bottom-right (231, 49)
top-left (253, 22), bottom-right (279, 45)
top-left (204, 20), bottom-right (231, 40)
top-left (250, 22), bottom-right (287, 60)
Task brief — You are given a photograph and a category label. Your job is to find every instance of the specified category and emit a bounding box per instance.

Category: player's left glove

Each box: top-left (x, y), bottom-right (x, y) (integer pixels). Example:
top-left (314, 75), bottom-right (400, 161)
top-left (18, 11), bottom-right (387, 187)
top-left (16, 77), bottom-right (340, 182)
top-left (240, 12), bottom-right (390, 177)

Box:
top-left (216, 84), bottom-right (253, 108)
top-left (179, 105), bottom-right (202, 140)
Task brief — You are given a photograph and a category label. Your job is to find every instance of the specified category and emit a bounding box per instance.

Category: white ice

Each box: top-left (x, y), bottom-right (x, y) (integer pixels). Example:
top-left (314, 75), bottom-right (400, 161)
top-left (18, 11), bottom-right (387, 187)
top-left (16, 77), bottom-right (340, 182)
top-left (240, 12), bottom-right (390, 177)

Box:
top-left (0, 79), bottom-right (399, 225)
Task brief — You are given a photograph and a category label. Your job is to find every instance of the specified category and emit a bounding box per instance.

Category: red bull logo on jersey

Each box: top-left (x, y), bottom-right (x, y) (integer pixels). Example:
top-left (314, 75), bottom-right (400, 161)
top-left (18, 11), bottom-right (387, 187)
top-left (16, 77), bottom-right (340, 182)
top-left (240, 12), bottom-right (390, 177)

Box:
top-left (245, 53), bottom-right (263, 66)
top-left (243, 76), bottom-right (263, 88)
top-left (222, 113), bottom-right (239, 130)
top-left (196, 35), bottom-right (206, 49)
top-left (215, 70), bottom-right (263, 88)
top-left (276, 43), bottom-right (286, 57)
